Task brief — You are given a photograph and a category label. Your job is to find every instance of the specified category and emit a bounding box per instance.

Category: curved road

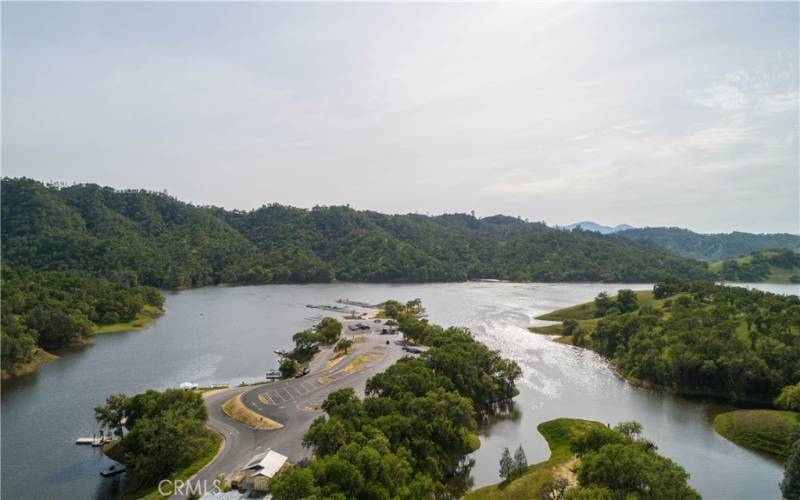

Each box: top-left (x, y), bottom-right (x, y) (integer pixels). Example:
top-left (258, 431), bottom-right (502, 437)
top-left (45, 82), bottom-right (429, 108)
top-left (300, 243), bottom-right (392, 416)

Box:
top-left (191, 320), bottom-right (407, 493)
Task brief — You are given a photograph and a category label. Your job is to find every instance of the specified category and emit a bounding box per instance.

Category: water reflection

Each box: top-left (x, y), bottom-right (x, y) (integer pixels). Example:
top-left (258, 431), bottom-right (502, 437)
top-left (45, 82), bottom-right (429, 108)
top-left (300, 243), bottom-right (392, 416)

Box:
top-left (1, 281), bottom-right (795, 499)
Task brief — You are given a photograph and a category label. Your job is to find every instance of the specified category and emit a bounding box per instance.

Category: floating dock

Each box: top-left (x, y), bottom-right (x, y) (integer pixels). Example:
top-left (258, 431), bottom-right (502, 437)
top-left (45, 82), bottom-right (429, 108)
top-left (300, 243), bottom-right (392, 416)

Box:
top-left (100, 464), bottom-right (126, 477)
top-left (76, 436), bottom-right (111, 447)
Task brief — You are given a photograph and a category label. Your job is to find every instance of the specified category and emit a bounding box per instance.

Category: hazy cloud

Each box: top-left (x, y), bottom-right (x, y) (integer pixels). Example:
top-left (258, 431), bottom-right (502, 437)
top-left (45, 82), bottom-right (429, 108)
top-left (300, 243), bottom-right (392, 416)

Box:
top-left (2, 2), bottom-right (798, 233)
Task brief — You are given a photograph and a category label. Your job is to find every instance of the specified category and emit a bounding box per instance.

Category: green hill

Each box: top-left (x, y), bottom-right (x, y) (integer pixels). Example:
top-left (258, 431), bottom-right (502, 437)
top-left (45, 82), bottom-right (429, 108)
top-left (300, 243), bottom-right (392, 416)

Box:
top-left (531, 281), bottom-right (800, 404)
top-left (1, 178), bottom-right (711, 287)
top-left (709, 249), bottom-right (800, 283)
top-left (618, 227), bottom-right (800, 261)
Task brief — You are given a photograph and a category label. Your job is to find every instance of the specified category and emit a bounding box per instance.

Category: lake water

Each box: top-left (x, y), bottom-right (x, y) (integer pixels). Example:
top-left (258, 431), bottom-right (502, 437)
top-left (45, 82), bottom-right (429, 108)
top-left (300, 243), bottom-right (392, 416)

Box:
top-left (1, 282), bottom-right (796, 499)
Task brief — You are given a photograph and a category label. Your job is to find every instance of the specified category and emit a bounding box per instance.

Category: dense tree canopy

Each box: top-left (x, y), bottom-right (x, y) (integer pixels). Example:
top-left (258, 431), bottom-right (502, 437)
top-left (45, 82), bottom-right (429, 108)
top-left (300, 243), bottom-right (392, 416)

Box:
top-left (1, 266), bottom-right (163, 366)
top-left (567, 421), bottom-right (699, 499)
top-left (575, 281), bottom-right (800, 402)
top-left (268, 301), bottom-right (521, 499)
top-left (2, 178), bottom-right (711, 288)
top-left (618, 227), bottom-right (800, 261)
top-left (94, 389), bottom-right (214, 492)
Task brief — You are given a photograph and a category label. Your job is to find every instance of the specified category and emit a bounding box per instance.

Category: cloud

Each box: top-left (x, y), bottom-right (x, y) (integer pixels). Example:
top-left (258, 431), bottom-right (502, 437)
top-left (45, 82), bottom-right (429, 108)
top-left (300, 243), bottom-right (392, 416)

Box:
top-left (2, 2), bottom-right (798, 233)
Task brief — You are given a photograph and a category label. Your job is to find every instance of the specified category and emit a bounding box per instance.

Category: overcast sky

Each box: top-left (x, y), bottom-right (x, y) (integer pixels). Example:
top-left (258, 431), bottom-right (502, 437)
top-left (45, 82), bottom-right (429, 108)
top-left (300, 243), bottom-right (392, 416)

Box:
top-left (3, 2), bottom-right (798, 233)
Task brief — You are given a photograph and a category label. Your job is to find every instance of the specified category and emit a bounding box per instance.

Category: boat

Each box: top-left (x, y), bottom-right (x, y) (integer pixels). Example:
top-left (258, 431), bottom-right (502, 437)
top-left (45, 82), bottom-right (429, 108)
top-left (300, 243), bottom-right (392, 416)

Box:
top-left (100, 464), bottom-right (126, 477)
top-left (273, 349), bottom-right (289, 356)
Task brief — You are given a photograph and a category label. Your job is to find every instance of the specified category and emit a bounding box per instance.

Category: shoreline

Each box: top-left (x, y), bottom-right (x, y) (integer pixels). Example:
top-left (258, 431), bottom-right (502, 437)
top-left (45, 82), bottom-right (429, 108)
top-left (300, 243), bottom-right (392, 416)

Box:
top-left (1, 349), bottom-right (58, 381)
top-left (527, 291), bottom-right (775, 409)
top-left (91, 305), bottom-right (165, 335)
top-left (530, 323), bottom-right (777, 407)
top-left (2, 306), bottom-right (165, 382)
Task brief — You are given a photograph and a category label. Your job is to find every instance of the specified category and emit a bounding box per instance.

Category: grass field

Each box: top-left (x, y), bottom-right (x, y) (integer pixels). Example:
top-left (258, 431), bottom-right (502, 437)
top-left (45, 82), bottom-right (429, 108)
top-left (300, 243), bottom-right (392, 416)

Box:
top-left (91, 305), bottom-right (164, 335)
top-left (466, 418), bottom-right (605, 500)
top-left (713, 409), bottom-right (800, 460)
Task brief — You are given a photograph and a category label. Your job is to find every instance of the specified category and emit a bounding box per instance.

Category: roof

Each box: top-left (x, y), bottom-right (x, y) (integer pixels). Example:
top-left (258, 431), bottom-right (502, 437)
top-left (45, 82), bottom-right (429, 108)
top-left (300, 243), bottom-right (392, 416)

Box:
top-left (244, 449), bottom-right (288, 479)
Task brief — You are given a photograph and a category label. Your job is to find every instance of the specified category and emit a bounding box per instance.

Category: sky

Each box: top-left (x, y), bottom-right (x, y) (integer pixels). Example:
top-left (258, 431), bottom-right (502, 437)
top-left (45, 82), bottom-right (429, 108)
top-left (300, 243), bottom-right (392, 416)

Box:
top-left (2, 2), bottom-right (798, 234)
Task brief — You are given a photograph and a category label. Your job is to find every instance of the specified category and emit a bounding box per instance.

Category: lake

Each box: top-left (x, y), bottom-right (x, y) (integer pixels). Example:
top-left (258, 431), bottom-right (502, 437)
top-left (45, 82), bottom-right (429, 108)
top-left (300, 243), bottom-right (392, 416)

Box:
top-left (1, 281), bottom-right (796, 499)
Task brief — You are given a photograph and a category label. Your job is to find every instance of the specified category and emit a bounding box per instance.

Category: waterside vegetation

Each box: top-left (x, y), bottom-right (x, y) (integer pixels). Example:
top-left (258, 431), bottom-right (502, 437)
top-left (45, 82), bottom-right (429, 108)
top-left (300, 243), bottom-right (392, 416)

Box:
top-left (468, 418), bottom-right (699, 500)
top-left (266, 299), bottom-right (521, 499)
top-left (1, 266), bottom-right (164, 379)
top-left (532, 280), bottom-right (800, 405)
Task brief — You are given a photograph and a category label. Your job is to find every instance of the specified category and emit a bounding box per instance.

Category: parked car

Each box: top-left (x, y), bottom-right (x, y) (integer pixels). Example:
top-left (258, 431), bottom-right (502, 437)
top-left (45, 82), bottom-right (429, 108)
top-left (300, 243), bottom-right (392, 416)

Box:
top-left (295, 367), bottom-right (310, 378)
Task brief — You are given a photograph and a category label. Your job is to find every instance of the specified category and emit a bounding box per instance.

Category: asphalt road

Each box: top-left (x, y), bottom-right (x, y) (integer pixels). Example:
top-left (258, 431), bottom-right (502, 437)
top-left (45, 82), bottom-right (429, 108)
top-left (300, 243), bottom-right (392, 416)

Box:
top-left (190, 319), bottom-right (407, 493)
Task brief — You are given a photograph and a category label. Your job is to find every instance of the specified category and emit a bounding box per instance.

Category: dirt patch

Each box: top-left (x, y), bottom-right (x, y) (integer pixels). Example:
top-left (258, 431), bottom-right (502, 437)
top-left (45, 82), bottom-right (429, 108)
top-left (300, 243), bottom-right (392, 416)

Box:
top-left (1, 349), bottom-right (58, 381)
top-left (552, 456), bottom-right (579, 487)
top-left (343, 352), bottom-right (384, 374)
top-left (221, 393), bottom-right (283, 430)
top-left (324, 353), bottom-right (346, 369)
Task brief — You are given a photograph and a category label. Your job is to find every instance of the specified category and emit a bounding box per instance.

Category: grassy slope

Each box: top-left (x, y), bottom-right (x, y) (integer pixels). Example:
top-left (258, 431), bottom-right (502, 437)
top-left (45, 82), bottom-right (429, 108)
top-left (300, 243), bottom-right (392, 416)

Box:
top-left (709, 251), bottom-right (799, 283)
top-left (0, 348), bottom-right (59, 380)
top-left (713, 409), bottom-right (800, 460)
top-left (92, 305), bottom-right (164, 335)
top-left (530, 290), bottom-right (668, 343)
top-left (466, 418), bottom-right (604, 500)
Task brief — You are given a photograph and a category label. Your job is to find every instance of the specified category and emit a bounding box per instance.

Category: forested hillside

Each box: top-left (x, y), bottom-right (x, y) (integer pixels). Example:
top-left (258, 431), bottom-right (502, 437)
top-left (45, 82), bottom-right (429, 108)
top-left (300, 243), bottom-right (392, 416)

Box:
top-left (710, 248), bottom-right (800, 283)
top-left (1, 267), bottom-right (163, 373)
top-left (538, 281), bottom-right (800, 403)
top-left (2, 178), bottom-right (710, 286)
top-left (618, 227), bottom-right (800, 261)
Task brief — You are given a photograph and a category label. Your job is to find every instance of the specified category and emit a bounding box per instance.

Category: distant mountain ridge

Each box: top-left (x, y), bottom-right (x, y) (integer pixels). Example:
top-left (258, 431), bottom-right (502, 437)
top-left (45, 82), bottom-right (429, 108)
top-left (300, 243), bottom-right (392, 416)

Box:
top-left (1, 178), bottom-right (711, 287)
top-left (562, 221), bottom-right (635, 234)
top-left (617, 227), bottom-right (800, 261)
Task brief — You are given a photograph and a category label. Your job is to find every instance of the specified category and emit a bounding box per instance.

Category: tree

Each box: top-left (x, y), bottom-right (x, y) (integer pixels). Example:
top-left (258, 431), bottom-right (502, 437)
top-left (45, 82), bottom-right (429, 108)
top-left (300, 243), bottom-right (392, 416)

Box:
top-left (292, 330), bottom-right (320, 353)
top-left (316, 317), bottom-right (343, 345)
top-left (613, 421), bottom-right (642, 439)
top-left (268, 467), bottom-right (320, 500)
top-left (782, 439), bottom-right (800, 500)
top-left (513, 444), bottom-right (528, 478)
top-left (562, 319), bottom-right (579, 337)
top-left (280, 358), bottom-right (299, 379)
top-left (539, 478), bottom-right (569, 500)
top-left (577, 443), bottom-right (699, 499)
top-left (594, 293), bottom-right (614, 317)
top-left (499, 447), bottom-right (514, 481)
top-left (335, 338), bottom-right (353, 355)
top-left (94, 389), bottom-right (213, 492)
top-left (94, 393), bottom-right (131, 437)
top-left (777, 384), bottom-right (800, 412)
top-left (615, 289), bottom-right (639, 313)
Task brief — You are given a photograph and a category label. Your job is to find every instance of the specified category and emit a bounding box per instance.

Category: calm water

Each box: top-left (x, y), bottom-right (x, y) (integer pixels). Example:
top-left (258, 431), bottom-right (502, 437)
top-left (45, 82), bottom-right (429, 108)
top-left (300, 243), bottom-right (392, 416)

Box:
top-left (1, 282), bottom-right (796, 500)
